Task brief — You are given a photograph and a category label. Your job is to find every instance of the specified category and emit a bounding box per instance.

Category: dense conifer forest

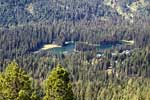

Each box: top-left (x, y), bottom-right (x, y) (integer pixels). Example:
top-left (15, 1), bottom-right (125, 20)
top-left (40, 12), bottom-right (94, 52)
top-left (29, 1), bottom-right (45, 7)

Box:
top-left (0, 0), bottom-right (150, 99)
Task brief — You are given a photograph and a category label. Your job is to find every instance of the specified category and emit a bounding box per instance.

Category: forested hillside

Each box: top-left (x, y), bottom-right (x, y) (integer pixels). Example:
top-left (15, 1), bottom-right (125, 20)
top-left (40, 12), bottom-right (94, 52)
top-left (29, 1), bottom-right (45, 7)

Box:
top-left (0, 0), bottom-right (149, 26)
top-left (0, 0), bottom-right (150, 99)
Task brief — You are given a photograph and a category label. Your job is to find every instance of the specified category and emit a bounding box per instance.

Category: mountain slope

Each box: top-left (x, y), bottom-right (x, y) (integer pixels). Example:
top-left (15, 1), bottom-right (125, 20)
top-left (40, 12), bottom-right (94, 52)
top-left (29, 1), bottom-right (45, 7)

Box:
top-left (0, 0), bottom-right (149, 27)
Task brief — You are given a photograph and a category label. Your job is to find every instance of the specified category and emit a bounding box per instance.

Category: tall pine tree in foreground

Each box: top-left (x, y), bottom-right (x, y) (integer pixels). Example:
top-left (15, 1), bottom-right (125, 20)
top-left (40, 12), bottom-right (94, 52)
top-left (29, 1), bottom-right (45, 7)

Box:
top-left (0, 61), bottom-right (38, 100)
top-left (44, 65), bottom-right (74, 100)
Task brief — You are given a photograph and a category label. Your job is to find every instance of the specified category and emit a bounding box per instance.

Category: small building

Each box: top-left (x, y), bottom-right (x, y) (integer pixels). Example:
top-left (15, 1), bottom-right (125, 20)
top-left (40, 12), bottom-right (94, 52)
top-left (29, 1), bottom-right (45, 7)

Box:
top-left (96, 53), bottom-right (104, 58)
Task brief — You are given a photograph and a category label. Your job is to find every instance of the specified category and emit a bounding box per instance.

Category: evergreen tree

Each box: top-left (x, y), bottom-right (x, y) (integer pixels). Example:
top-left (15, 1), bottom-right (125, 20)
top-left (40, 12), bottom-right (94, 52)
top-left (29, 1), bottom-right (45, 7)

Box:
top-left (43, 65), bottom-right (74, 100)
top-left (0, 61), bottom-right (38, 100)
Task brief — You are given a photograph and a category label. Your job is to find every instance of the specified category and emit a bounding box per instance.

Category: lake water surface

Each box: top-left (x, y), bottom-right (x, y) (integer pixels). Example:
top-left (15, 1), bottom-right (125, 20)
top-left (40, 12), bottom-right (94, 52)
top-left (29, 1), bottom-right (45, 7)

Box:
top-left (48, 41), bottom-right (123, 54)
top-left (34, 40), bottom-right (133, 54)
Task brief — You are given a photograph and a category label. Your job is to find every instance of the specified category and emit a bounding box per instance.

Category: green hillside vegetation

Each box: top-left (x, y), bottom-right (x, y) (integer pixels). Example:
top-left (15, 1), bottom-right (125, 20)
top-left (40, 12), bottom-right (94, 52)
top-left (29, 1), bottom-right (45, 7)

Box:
top-left (0, 62), bottom-right (74, 100)
top-left (0, 0), bottom-right (150, 99)
top-left (1, 61), bottom-right (150, 99)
